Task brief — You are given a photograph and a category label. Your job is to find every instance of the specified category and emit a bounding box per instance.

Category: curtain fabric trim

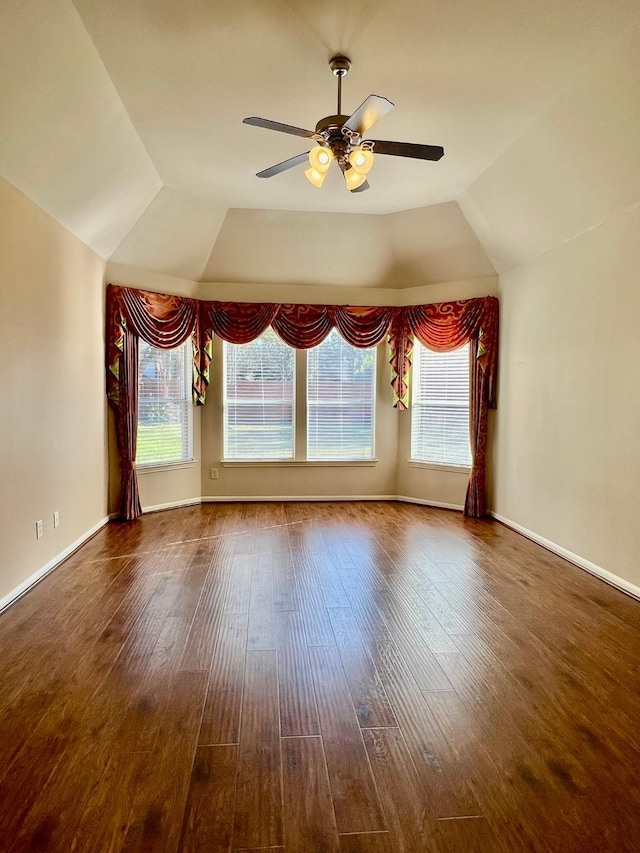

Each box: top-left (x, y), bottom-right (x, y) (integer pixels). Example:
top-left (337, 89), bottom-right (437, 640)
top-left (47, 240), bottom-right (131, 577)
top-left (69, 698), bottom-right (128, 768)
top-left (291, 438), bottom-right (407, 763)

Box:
top-left (106, 284), bottom-right (498, 519)
top-left (114, 326), bottom-right (142, 520)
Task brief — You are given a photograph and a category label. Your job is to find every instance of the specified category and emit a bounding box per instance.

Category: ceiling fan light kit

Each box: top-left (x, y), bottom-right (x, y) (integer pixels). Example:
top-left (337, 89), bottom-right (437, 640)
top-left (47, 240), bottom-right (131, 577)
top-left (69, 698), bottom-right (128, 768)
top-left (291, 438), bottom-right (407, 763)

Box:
top-left (244, 55), bottom-right (444, 193)
top-left (348, 147), bottom-right (374, 175)
top-left (308, 145), bottom-right (334, 173)
top-left (344, 169), bottom-right (367, 191)
top-left (304, 166), bottom-right (328, 188)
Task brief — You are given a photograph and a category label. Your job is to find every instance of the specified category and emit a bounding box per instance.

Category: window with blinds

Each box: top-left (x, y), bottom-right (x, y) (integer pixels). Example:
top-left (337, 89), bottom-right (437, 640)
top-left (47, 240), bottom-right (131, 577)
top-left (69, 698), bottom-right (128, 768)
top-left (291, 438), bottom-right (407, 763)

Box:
top-left (307, 329), bottom-right (376, 460)
top-left (411, 342), bottom-right (471, 467)
top-left (136, 339), bottom-right (193, 467)
top-left (223, 329), bottom-right (295, 460)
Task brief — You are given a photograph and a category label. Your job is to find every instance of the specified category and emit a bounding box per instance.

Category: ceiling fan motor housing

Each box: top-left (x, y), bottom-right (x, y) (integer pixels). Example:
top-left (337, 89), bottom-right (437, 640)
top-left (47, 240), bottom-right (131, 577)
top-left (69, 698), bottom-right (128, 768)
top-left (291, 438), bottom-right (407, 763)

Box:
top-left (314, 114), bottom-right (350, 160)
top-left (316, 110), bottom-right (374, 165)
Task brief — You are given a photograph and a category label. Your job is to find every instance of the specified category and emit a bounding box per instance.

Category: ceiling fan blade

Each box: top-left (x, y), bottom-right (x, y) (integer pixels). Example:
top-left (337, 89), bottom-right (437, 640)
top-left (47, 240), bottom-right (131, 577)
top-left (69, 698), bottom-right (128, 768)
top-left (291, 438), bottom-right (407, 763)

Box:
top-left (371, 140), bottom-right (445, 161)
top-left (343, 95), bottom-right (394, 135)
top-left (244, 117), bottom-right (318, 139)
top-left (256, 151), bottom-right (310, 178)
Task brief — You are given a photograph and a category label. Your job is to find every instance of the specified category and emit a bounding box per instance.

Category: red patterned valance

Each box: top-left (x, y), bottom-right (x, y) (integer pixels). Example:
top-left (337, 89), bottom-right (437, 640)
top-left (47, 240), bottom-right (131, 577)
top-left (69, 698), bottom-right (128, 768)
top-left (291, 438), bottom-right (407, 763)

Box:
top-left (107, 284), bottom-right (498, 409)
top-left (106, 284), bottom-right (498, 519)
top-left (199, 302), bottom-right (395, 350)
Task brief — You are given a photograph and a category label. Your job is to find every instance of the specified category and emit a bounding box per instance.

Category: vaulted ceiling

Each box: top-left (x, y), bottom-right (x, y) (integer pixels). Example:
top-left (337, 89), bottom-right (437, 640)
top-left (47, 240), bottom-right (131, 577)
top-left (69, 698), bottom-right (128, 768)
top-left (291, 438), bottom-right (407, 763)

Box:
top-left (1, 0), bottom-right (638, 285)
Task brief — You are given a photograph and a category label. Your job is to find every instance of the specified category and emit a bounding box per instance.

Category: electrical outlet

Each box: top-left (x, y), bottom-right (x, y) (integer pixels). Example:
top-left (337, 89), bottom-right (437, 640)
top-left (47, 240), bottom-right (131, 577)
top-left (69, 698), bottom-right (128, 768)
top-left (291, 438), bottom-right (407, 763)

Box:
top-left (53, 511), bottom-right (60, 528)
top-left (210, 468), bottom-right (219, 480)
top-left (36, 520), bottom-right (43, 539)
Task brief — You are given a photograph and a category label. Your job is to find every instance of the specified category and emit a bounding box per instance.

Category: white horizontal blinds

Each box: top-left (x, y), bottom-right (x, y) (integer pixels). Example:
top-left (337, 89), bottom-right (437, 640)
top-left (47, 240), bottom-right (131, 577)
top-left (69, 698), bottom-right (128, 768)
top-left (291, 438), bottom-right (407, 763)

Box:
top-left (136, 339), bottom-right (193, 466)
top-left (307, 329), bottom-right (376, 460)
top-left (224, 329), bottom-right (295, 460)
top-left (411, 341), bottom-right (471, 467)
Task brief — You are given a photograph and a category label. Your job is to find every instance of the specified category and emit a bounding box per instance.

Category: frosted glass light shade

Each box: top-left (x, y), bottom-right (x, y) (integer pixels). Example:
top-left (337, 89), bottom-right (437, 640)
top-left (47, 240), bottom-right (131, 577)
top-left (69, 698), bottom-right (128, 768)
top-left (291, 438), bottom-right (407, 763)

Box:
top-left (308, 146), bottom-right (334, 173)
top-left (344, 169), bottom-right (367, 190)
top-left (348, 147), bottom-right (374, 175)
top-left (305, 167), bottom-right (328, 188)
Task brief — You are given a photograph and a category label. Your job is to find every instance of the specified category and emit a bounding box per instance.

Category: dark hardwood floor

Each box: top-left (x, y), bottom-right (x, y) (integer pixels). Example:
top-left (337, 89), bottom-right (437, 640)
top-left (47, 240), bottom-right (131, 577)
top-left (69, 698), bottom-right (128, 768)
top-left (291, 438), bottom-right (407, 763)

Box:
top-left (1, 501), bottom-right (639, 852)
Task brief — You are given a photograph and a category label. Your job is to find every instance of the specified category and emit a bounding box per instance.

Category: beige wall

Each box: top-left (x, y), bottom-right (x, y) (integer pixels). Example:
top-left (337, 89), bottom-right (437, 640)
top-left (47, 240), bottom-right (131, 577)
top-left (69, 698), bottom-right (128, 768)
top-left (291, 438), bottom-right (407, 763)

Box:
top-left (459, 22), bottom-right (640, 590)
top-left (492, 204), bottom-right (640, 587)
top-left (396, 448), bottom-right (470, 510)
top-left (0, 177), bottom-right (108, 602)
top-left (196, 276), bottom-right (498, 308)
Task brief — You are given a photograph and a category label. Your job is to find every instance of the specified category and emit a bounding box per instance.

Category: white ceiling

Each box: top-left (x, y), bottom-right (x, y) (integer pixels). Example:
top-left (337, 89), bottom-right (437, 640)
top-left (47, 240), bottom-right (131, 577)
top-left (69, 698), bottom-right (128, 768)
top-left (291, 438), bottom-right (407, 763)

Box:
top-left (0, 0), bottom-right (638, 283)
top-left (460, 22), bottom-right (640, 272)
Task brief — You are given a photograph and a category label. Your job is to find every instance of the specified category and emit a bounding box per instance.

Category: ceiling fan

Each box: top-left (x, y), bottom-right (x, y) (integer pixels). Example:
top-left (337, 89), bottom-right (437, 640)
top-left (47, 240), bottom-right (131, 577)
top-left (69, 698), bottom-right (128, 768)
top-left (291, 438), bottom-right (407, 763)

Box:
top-left (243, 56), bottom-right (444, 193)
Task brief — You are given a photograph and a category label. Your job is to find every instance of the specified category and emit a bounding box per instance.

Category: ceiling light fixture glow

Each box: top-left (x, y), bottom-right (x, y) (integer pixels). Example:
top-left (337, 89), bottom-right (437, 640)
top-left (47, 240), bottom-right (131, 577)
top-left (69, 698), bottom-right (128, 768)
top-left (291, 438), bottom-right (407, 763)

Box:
top-left (344, 168), bottom-right (367, 191)
top-left (304, 167), bottom-right (328, 188)
top-left (308, 146), bottom-right (334, 172)
top-left (348, 147), bottom-right (374, 175)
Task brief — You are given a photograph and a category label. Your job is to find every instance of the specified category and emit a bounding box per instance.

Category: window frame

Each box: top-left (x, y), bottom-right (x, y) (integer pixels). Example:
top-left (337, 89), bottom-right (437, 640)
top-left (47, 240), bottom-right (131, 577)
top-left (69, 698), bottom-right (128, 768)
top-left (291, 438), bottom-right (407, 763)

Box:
top-left (409, 340), bottom-right (472, 471)
top-left (222, 330), bottom-right (297, 462)
top-left (306, 329), bottom-right (377, 462)
top-left (221, 331), bottom-right (379, 464)
top-left (136, 338), bottom-right (194, 470)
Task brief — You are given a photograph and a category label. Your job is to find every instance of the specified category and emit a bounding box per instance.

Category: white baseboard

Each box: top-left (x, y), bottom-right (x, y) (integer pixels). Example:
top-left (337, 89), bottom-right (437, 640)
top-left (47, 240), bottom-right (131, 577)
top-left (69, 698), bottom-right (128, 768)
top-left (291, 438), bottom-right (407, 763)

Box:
top-left (115, 492), bottom-right (464, 518)
top-left (0, 515), bottom-right (111, 614)
top-left (490, 511), bottom-right (640, 602)
top-left (202, 494), bottom-right (398, 503)
top-left (142, 497), bottom-right (201, 514)
top-left (396, 495), bottom-right (464, 512)
top-left (133, 494), bottom-right (464, 512)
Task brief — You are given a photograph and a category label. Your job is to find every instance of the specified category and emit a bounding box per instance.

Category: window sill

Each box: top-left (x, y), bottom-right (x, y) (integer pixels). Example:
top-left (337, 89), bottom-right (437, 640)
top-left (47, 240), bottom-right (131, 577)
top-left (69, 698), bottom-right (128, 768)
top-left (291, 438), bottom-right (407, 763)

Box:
top-left (408, 461), bottom-right (470, 474)
top-left (137, 459), bottom-right (198, 474)
top-left (222, 460), bottom-right (378, 468)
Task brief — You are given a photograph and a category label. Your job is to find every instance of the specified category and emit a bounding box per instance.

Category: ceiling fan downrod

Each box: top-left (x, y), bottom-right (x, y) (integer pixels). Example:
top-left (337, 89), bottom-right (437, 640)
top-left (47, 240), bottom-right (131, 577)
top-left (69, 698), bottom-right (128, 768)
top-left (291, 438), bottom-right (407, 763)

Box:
top-left (329, 55), bottom-right (351, 116)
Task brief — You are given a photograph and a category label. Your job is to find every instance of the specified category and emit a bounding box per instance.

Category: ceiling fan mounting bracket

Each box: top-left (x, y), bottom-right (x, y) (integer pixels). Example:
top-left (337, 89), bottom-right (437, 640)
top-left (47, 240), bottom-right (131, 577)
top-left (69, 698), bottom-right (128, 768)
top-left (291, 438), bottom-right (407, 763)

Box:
top-left (329, 55), bottom-right (351, 77)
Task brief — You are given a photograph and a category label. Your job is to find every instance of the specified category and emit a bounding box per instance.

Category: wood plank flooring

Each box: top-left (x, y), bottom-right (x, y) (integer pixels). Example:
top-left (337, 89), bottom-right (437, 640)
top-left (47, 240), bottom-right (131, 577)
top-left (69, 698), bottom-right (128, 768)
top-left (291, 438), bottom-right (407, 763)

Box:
top-left (1, 501), bottom-right (640, 852)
